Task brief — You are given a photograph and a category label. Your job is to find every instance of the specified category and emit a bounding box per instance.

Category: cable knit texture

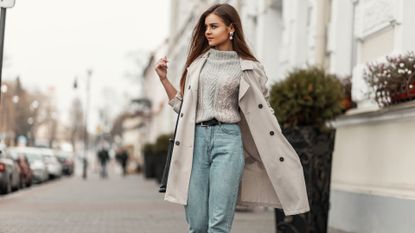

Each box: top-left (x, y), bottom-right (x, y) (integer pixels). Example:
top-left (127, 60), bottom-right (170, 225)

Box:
top-left (195, 48), bottom-right (242, 123)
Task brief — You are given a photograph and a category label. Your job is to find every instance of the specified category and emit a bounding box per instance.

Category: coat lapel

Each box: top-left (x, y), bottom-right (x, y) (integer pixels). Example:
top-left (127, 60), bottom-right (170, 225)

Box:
top-left (239, 58), bottom-right (254, 102)
top-left (239, 76), bottom-right (250, 102)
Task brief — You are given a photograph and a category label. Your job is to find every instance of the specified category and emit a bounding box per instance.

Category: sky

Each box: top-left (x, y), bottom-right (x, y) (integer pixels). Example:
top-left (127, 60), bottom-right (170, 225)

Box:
top-left (3, 0), bottom-right (169, 133)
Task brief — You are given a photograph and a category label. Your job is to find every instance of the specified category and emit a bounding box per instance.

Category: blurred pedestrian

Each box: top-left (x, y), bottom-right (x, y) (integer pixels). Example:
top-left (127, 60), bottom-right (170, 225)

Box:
top-left (155, 3), bottom-right (310, 233)
top-left (115, 146), bottom-right (129, 176)
top-left (97, 147), bottom-right (110, 178)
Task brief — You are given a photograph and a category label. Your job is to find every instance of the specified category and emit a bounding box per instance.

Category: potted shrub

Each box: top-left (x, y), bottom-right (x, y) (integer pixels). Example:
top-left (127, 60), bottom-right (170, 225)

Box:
top-left (363, 51), bottom-right (415, 107)
top-left (269, 67), bottom-right (344, 233)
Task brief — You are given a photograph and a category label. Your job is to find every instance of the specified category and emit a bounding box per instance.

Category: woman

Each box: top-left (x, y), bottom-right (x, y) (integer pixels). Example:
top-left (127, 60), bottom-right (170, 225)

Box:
top-left (155, 3), bottom-right (309, 233)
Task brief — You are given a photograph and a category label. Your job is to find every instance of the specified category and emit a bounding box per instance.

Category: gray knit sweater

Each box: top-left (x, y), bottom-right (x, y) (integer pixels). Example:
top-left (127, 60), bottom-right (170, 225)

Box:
top-left (196, 48), bottom-right (242, 123)
top-left (167, 48), bottom-right (242, 123)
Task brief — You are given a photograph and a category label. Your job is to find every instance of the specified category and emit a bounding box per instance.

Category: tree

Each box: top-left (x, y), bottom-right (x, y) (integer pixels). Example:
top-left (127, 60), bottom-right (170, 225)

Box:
top-left (69, 97), bottom-right (85, 149)
top-left (12, 77), bottom-right (39, 145)
top-left (110, 112), bottom-right (129, 139)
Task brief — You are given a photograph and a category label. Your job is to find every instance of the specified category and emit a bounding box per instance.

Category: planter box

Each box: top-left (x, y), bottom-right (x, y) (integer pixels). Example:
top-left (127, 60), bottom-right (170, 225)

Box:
top-left (143, 152), bottom-right (167, 182)
top-left (276, 126), bottom-right (336, 233)
top-left (143, 153), bottom-right (156, 178)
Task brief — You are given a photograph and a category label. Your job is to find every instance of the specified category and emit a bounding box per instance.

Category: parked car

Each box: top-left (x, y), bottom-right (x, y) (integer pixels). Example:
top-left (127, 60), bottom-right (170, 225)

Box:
top-left (7, 148), bottom-right (33, 188)
top-left (56, 151), bottom-right (75, 176)
top-left (0, 150), bottom-right (22, 194)
top-left (16, 147), bottom-right (49, 183)
top-left (40, 148), bottom-right (63, 179)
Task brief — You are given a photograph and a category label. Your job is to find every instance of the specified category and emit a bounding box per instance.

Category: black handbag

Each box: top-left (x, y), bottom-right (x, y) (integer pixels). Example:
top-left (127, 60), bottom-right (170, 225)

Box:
top-left (159, 100), bottom-right (183, 193)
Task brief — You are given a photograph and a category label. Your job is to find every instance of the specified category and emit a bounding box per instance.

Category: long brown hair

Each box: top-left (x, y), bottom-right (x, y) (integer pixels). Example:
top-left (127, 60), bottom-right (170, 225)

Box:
top-left (179, 3), bottom-right (257, 96)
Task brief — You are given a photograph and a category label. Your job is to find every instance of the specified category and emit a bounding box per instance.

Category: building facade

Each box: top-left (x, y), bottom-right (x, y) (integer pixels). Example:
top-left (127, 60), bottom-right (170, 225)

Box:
top-left (328, 0), bottom-right (415, 232)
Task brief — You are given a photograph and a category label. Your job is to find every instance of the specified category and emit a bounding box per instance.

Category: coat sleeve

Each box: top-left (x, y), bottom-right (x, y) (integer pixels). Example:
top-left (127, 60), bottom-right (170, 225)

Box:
top-left (168, 92), bottom-right (183, 114)
top-left (253, 62), bottom-right (275, 115)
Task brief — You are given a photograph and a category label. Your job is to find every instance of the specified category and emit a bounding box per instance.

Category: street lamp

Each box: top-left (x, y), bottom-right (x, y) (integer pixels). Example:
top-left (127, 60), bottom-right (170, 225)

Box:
top-left (83, 69), bottom-right (92, 179)
top-left (73, 69), bottom-right (92, 179)
top-left (0, 1), bottom-right (16, 8)
top-left (0, 0), bottom-right (15, 102)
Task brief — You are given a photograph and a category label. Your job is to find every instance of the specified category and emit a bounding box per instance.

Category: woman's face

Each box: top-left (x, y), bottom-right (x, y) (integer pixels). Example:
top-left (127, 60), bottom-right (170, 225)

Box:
top-left (204, 13), bottom-right (233, 48)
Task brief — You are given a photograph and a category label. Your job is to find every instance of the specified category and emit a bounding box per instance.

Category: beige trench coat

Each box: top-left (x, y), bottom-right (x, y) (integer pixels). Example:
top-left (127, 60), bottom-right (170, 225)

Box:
top-left (165, 52), bottom-right (310, 216)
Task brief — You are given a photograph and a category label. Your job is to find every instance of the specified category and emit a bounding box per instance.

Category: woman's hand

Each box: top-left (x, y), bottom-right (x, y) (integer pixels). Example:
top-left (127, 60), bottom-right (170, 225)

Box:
top-left (155, 56), bottom-right (168, 80)
top-left (155, 56), bottom-right (179, 104)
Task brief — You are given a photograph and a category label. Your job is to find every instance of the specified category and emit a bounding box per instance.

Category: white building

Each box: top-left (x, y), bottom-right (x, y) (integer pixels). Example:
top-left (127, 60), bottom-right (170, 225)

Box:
top-left (328, 1), bottom-right (415, 233)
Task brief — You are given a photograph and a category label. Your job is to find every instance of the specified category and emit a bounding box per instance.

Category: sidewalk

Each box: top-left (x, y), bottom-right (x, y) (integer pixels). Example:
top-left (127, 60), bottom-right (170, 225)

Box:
top-left (0, 167), bottom-right (275, 233)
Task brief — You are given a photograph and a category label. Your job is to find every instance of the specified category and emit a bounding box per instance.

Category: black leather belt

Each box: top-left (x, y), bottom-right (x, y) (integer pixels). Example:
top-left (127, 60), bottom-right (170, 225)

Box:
top-left (196, 118), bottom-right (222, 127)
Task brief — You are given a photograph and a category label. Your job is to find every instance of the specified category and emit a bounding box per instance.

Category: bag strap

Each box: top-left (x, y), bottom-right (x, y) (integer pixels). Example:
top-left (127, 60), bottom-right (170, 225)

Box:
top-left (171, 94), bottom-right (183, 139)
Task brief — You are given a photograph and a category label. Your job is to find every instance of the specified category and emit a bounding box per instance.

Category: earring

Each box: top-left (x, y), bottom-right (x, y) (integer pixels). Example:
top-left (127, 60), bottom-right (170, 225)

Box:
top-left (229, 31), bottom-right (234, 40)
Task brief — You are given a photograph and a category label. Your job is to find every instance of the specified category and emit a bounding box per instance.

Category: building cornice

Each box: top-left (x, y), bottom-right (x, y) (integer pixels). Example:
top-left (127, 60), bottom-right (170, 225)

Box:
top-left (330, 101), bottom-right (415, 128)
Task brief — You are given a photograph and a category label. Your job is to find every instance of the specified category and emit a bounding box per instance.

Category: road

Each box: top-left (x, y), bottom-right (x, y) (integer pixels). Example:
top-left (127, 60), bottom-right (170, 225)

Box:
top-left (0, 167), bottom-right (275, 233)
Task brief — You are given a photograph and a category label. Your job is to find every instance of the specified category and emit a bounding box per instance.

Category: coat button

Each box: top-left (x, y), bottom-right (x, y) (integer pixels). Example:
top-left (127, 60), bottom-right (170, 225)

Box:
top-left (175, 141), bottom-right (180, 146)
top-left (279, 157), bottom-right (284, 162)
top-left (270, 131), bottom-right (274, 136)
top-left (258, 104), bottom-right (263, 109)
top-left (188, 85), bottom-right (191, 90)
top-left (180, 113), bottom-right (184, 117)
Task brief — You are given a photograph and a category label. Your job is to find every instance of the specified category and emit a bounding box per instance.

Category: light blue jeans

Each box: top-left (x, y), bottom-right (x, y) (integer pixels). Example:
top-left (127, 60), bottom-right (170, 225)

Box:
top-left (184, 123), bottom-right (245, 233)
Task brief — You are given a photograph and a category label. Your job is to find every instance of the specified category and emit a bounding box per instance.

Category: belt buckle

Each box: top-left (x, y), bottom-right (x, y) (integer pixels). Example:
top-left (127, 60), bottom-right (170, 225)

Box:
top-left (200, 121), bottom-right (208, 127)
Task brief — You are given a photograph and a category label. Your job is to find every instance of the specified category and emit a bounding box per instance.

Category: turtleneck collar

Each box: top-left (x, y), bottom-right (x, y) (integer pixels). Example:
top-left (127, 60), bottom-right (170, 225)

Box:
top-left (208, 48), bottom-right (238, 60)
